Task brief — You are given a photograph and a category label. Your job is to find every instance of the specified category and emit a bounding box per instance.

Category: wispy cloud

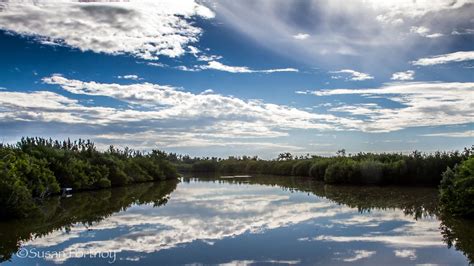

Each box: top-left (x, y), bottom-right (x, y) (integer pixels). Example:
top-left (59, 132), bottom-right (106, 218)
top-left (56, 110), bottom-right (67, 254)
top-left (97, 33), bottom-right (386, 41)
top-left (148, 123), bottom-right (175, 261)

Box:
top-left (301, 82), bottom-right (474, 132)
top-left (341, 250), bottom-right (376, 262)
top-left (330, 69), bottom-right (374, 81)
top-left (117, 75), bottom-right (142, 81)
top-left (391, 70), bottom-right (415, 81)
top-left (213, 0), bottom-right (473, 66)
top-left (180, 61), bottom-right (299, 74)
top-left (420, 130), bottom-right (474, 138)
top-left (412, 51), bottom-right (474, 66)
top-left (451, 28), bottom-right (474, 35)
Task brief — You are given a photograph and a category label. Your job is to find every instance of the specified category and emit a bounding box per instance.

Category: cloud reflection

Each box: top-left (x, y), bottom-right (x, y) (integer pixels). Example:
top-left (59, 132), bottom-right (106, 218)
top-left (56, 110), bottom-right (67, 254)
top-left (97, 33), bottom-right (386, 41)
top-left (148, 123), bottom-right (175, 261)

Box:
top-left (20, 179), bottom-right (464, 264)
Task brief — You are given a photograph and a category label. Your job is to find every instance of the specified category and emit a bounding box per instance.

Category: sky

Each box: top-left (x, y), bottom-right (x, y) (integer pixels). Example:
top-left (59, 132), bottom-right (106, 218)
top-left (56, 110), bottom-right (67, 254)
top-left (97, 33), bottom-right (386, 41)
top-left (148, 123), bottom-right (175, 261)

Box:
top-left (0, 0), bottom-right (473, 158)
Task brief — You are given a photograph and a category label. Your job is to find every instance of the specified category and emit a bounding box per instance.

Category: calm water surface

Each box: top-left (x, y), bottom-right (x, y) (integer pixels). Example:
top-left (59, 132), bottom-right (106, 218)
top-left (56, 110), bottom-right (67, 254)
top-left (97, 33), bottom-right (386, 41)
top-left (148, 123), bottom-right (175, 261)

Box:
top-left (0, 176), bottom-right (473, 265)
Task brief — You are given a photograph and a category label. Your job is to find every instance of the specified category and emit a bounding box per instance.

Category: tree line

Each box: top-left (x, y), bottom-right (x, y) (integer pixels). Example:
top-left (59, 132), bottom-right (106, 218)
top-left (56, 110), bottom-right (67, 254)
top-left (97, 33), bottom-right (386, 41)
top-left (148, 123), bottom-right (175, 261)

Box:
top-left (175, 148), bottom-right (472, 186)
top-left (174, 148), bottom-right (473, 218)
top-left (0, 137), bottom-right (177, 220)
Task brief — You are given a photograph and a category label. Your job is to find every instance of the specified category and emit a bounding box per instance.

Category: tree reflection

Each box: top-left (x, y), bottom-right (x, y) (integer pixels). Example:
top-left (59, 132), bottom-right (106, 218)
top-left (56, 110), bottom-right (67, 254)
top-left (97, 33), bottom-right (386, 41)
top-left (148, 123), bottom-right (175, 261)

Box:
top-left (440, 215), bottom-right (474, 263)
top-left (187, 174), bottom-right (473, 262)
top-left (0, 180), bottom-right (178, 262)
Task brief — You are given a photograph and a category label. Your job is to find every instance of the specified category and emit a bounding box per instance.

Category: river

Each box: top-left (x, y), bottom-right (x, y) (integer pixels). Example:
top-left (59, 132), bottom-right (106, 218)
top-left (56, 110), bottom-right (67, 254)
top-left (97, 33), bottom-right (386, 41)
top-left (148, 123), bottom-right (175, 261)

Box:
top-left (0, 175), bottom-right (472, 265)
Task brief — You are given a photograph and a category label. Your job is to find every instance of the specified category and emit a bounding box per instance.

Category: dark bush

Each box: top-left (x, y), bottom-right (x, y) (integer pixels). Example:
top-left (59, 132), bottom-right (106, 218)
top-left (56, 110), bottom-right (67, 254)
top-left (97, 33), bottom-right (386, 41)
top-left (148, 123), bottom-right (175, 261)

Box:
top-left (292, 160), bottom-right (312, 176)
top-left (309, 159), bottom-right (333, 180)
top-left (440, 157), bottom-right (474, 218)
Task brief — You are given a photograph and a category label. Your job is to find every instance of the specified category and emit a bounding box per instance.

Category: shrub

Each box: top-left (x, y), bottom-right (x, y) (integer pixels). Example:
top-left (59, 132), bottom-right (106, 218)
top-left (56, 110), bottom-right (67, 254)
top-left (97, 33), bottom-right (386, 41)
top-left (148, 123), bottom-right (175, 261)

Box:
top-left (439, 157), bottom-right (474, 218)
top-left (96, 178), bottom-right (112, 189)
top-left (358, 160), bottom-right (384, 185)
top-left (0, 137), bottom-right (178, 220)
top-left (324, 159), bottom-right (360, 184)
top-left (292, 160), bottom-right (312, 176)
top-left (309, 159), bottom-right (333, 181)
top-left (192, 160), bottom-right (217, 172)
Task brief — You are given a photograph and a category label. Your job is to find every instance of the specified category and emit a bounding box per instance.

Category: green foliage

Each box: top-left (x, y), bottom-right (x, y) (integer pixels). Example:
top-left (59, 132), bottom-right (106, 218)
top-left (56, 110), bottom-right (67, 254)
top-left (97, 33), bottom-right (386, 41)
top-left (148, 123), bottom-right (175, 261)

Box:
top-left (309, 159), bottom-right (332, 180)
top-left (324, 159), bottom-right (360, 184)
top-left (179, 148), bottom-right (472, 187)
top-left (192, 160), bottom-right (218, 172)
top-left (292, 160), bottom-right (313, 176)
top-left (0, 137), bottom-right (178, 220)
top-left (440, 157), bottom-right (474, 218)
top-left (358, 160), bottom-right (384, 185)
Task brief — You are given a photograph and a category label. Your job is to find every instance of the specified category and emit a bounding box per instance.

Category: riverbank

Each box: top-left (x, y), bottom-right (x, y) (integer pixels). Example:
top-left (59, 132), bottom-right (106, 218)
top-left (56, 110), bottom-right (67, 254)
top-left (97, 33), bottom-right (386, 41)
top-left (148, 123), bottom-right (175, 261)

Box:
top-left (0, 137), bottom-right (178, 220)
top-left (175, 149), bottom-right (474, 218)
top-left (175, 149), bottom-right (472, 186)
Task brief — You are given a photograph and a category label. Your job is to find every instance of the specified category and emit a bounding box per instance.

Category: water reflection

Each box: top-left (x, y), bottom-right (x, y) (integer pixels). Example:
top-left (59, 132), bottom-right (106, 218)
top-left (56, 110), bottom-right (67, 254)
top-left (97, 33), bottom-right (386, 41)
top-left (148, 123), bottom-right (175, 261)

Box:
top-left (0, 180), bottom-right (178, 262)
top-left (0, 175), bottom-right (472, 265)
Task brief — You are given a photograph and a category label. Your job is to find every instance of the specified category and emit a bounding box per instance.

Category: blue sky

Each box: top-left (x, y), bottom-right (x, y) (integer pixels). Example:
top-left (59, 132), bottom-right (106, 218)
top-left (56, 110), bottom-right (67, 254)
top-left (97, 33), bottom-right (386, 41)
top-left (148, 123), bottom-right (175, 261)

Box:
top-left (0, 0), bottom-right (473, 158)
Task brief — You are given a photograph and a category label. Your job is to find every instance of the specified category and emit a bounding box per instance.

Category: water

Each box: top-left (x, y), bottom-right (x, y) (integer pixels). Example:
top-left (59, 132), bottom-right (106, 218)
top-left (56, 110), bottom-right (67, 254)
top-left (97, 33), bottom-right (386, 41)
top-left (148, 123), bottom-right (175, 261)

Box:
top-left (0, 176), bottom-right (472, 265)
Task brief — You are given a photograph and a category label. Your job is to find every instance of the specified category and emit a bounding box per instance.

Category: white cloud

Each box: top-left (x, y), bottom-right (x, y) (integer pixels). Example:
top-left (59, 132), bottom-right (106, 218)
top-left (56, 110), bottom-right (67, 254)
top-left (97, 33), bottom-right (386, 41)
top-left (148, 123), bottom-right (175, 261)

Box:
top-left (147, 62), bottom-right (167, 67)
top-left (412, 51), bottom-right (474, 66)
top-left (198, 61), bottom-right (299, 73)
top-left (293, 33), bottom-right (310, 40)
top-left (330, 69), bottom-right (374, 81)
top-left (391, 70), bottom-right (415, 81)
top-left (0, 75), bottom-right (365, 151)
top-left (425, 33), bottom-right (444, 38)
top-left (117, 74), bottom-right (142, 80)
top-left (452, 28), bottom-right (474, 35)
top-left (175, 65), bottom-right (201, 72)
top-left (0, 0), bottom-right (214, 60)
top-left (410, 26), bottom-right (443, 38)
top-left (40, 75), bottom-right (353, 130)
top-left (341, 250), bottom-right (376, 262)
top-left (305, 82), bottom-right (474, 132)
top-left (394, 249), bottom-right (417, 260)
top-left (421, 130), bottom-right (474, 138)
top-left (212, 0), bottom-right (473, 66)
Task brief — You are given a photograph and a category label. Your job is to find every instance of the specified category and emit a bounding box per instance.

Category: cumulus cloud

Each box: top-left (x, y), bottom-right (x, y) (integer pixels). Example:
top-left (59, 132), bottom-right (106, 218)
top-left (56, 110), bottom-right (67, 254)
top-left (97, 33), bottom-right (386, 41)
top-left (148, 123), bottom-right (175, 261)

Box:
top-left (303, 82), bottom-right (474, 132)
top-left (0, 0), bottom-right (214, 60)
top-left (0, 75), bottom-right (365, 151)
top-left (330, 69), bottom-right (374, 81)
top-left (412, 51), bottom-right (474, 66)
top-left (391, 70), bottom-right (415, 81)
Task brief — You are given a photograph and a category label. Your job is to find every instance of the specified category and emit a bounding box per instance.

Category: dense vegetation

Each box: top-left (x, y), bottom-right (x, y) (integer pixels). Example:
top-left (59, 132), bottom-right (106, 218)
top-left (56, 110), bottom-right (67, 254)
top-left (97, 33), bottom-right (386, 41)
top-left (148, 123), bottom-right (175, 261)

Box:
top-left (440, 157), bottom-right (474, 218)
top-left (0, 137), bottom-right (177, 220)
top-left (172, 148), bottom-right (473, 186)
